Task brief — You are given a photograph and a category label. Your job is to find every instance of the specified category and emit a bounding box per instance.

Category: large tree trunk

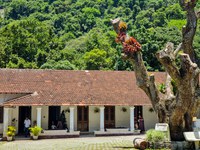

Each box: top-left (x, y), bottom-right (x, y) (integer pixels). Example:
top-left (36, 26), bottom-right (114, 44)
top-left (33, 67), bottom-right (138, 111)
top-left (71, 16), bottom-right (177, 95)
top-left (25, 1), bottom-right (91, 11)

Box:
top-left (111, 0), bottom-right (200, 141)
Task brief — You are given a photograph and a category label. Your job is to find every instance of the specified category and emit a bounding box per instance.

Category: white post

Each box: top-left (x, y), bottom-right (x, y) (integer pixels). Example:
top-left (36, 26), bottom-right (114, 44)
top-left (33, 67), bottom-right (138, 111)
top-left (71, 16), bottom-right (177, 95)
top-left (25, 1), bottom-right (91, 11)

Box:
top-left (69, 107), bottom-right (75, 132)
top-left (3, 107), bottom-right (10, 137)
top-left (130, 107), bottom-right (135, 131)
top-left (100, 106), bottom-right (105, 131)
top-left (36, 107), bottom-right (42, 127)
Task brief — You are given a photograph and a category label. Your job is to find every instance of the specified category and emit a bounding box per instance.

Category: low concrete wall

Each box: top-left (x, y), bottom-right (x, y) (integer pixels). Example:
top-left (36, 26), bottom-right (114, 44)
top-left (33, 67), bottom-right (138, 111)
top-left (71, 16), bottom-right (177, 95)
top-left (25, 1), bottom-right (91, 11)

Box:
top-left (106, 128), bottom-right (129, 133)
top-left (40, 130), bottom-right (80, 139)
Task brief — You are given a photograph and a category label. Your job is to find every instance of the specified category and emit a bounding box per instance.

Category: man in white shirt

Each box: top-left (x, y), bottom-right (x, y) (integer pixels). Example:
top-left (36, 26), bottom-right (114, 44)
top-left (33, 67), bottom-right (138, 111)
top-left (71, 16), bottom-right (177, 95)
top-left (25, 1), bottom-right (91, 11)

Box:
top-left (24, 117), bottom-right (31, 137)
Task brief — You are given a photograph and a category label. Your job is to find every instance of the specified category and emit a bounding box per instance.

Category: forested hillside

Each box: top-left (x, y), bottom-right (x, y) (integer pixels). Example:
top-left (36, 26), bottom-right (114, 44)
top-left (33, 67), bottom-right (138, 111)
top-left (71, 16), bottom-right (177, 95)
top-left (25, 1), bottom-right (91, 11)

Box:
top-left (0, 0), bottom-right (199, 71)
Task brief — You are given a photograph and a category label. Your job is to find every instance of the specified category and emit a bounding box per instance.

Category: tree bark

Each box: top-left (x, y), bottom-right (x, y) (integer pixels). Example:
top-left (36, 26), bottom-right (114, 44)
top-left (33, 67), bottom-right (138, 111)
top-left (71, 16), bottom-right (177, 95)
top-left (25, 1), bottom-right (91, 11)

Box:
top-left (133, 138), bottom-right (149, 150)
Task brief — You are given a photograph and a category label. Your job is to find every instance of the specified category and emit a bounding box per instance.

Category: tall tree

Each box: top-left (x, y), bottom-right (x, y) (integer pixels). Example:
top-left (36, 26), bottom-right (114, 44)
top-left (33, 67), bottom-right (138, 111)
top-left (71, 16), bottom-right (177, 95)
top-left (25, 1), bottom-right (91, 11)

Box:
top-left (111, 0), bottom-right (200, 141)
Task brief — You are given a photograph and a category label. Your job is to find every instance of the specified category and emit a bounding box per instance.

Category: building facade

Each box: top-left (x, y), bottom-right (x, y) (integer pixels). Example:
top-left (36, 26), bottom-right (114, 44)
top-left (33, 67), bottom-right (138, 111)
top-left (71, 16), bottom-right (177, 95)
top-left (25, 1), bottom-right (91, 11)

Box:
top-left (0, 69), bottom-right (163, 137)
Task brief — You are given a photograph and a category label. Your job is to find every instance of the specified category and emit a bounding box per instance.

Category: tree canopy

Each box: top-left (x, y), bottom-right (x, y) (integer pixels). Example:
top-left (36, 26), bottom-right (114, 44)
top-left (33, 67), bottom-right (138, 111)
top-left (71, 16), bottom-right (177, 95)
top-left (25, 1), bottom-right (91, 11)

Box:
top-left (0, 0), bottom-right (199, 71)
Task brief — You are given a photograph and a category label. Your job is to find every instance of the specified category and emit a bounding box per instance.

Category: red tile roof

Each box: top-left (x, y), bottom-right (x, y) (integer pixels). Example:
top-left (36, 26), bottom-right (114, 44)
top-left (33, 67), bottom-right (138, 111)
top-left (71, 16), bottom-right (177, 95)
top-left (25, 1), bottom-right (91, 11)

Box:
top-left (0, 69), bottom-right (166, 106)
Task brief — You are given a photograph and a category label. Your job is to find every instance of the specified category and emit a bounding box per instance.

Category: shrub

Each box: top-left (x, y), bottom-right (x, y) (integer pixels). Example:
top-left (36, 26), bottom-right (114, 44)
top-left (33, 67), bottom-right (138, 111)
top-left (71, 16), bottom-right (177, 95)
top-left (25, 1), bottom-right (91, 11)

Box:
top-left (146, 129), bottom-right (165, 143)
top-left (6, 126), bottom-right (16, 137)
top-left (29, 126), bottom-right (42, 136)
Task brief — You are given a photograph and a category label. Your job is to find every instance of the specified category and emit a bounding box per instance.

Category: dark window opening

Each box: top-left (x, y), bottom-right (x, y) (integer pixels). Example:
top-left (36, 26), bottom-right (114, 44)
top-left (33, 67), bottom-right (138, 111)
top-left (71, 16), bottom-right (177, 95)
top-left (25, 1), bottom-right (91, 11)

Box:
top-left (0, 107), bottom-right (3, 123)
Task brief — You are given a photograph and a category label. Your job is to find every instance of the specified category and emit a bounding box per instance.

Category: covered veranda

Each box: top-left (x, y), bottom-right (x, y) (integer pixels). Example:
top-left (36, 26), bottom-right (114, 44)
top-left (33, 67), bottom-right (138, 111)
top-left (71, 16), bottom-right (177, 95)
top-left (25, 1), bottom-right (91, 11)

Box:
top-left (0, 69), bottom-right (160, 139)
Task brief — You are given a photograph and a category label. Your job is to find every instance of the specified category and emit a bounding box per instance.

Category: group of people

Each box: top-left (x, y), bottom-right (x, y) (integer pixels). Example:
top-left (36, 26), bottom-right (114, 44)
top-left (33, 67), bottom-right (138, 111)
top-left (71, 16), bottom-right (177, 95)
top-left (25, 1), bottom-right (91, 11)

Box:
top-left (24, 117), bottom-right (68, 137)
top-left (51, 120), bottom-right (63, 130)
top-left (24, 118), bottom-right (37, 137)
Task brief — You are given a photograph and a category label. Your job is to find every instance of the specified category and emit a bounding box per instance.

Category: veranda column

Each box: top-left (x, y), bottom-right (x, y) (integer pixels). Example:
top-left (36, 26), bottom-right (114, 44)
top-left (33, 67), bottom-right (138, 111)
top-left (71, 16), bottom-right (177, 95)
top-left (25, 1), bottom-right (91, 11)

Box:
top-left (69, 107), bottom-right (75, 132)
top-left (36, 107), bottom-right (42, 127)
top-left (130, 107), bottom-right (135, 131)
top-left (100, 106), bottom-right (105, 131)
top-left (3, 107), bottom-right (10, 137)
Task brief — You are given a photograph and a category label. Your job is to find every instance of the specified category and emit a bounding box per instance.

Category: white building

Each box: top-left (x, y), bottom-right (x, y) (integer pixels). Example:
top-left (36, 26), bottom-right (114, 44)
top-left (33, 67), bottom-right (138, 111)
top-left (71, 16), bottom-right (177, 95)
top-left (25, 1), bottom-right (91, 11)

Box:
top-left (0, 69), bottom-right (161, 137)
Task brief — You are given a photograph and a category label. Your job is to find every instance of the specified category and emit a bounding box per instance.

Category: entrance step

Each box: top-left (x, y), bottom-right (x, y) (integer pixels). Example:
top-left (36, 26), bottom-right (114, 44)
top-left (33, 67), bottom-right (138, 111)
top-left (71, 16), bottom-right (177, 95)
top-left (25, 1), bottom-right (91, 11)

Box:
top-left (80, 132), bottom-right (94, 135)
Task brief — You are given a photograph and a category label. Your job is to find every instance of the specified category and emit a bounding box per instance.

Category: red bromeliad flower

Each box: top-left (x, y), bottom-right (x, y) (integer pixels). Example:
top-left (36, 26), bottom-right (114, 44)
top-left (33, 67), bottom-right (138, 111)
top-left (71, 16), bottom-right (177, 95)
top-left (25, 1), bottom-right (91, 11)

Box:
top-left (114, 20), bottom-right (141, 56)
top-left (115, 30), bottom-right (141, 55)
top-left (115, 32), bottom-right (126, 43)
top-left (125, 37), bottom-right (141, 50)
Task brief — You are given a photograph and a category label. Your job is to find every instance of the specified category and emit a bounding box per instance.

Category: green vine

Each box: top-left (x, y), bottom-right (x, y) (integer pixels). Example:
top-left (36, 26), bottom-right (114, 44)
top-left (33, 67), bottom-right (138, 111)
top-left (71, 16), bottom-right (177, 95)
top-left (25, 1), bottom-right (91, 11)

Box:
top-left (158, 83), bottom-right (166, 94)
top-left (171, 79), bottom-right (177, 95)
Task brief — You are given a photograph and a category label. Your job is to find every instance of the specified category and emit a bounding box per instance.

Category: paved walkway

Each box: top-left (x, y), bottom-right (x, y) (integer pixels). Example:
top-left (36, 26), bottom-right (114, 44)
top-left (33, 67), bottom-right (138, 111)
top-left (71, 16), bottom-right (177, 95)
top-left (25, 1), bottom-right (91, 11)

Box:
top-left (0, 135), bottom-right (145, 150)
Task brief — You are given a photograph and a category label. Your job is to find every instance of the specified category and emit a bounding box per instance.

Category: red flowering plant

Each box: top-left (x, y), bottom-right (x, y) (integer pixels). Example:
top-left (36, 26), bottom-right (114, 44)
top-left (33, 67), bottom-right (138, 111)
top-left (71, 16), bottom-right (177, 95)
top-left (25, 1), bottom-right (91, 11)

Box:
top-left (113, 19), bottom-right (141, 57)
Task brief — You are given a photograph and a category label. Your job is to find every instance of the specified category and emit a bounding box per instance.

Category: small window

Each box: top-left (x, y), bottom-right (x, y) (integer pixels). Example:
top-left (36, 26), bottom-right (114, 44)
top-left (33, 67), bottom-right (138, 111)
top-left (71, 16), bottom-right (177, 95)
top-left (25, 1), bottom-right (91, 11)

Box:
top-left (0, 107), bottom-right (3, 123)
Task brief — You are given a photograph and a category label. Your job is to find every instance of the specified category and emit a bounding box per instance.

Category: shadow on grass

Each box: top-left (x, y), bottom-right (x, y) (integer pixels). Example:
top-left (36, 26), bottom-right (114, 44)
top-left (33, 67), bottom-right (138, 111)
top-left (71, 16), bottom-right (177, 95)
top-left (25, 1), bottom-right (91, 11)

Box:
top-left (112, 146), bottom-right (135, 149)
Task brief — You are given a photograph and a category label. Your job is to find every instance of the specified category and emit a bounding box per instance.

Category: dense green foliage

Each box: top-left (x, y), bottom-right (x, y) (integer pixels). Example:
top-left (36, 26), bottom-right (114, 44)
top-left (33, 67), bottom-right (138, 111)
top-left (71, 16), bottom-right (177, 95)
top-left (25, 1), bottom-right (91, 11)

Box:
top-left (0, 0), bottom-right (199, 70)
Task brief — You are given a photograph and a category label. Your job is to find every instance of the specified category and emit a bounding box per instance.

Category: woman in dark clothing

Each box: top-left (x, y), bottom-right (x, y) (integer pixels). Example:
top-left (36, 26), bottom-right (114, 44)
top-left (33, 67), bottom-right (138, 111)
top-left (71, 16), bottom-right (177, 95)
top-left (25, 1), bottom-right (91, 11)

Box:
top-left (138, 115), bottom-right (145, 132)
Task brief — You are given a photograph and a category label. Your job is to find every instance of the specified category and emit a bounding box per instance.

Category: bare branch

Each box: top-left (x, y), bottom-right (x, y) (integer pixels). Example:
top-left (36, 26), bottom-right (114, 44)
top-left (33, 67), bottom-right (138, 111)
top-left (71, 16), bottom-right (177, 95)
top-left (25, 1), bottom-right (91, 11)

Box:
top-left (174, 43), bottom-right (183, 57)
top-left (130, 52), bottom-right (149, 91)
top-left (156, 43), bottom-right (180, 83)
top-left (179, 0), bottom-right (197, 62)
top-left (180, 54), bottom-right (198, 76)
top-left (165, 73), bottom-right (175, 100)
top-left (128, 53), bottom-right (160, 111)
top-left (195, 68), bottom-right (200, 76)
top-left (110, 18), bottom-right (120, 34)
top-left (149, 74), bottom-right (160, 108)
top-left (195, 88), bottom-right (200, 106)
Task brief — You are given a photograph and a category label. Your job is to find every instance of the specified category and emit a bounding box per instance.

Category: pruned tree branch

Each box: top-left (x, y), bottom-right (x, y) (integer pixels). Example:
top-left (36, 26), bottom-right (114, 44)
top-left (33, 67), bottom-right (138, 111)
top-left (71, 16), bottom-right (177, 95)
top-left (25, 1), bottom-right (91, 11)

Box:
top-left (179, 0), bottom-right (197, 62)
top-left (180, 53), bottom-right (198, 76)
top-left (165, 73), bottom-right (175, 100)
top-left (129, 53), bottom-right (149, 91)
top-left (156, 43), bottom-right (180, 84)
top-left (128, 52), bottom-right (160, 111)
top-left (111, 18), bottom-right (160, 112)
top-left (174, 43), bottom-right (183, 57)
top-left (110, 18), bottom-right (120, 34)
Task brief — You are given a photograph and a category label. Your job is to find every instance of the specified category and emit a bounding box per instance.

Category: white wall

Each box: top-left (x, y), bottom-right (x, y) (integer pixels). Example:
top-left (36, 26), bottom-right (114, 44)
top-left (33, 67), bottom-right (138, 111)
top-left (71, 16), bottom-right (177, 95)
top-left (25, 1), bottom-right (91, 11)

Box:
top-left (74, 106), bottom-right (77, 130)
top-left (0, 105), bottom-right (158, 134)
top-left (89, 106), bottom-right (100, 132)
top-left (115, 106), bottom-right (130, 128)
top-left (32, 106), bottom-right (49, 130)
top-left (41, 106), bottom-right (49, 130)
top-left (0, 106), bottom-right (19, 134)
top-left (0, 94), bottom-right (27, 134)
top-left (143, 106), bottom-right (158, 130)
top-left (11, 106), bottom-right (19, 133)
top-left (31, 106), bottom-right (78, 131)
top-left (61, 106), bottom-right (77, 131)
top-left (32, 106), bottom-right (37, 127)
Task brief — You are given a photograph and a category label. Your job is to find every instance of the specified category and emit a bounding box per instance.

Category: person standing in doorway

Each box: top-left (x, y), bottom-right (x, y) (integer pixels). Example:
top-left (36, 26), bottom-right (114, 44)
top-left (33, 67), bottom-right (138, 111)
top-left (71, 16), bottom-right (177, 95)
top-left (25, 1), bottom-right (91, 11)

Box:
top-left (24, 117), bottom-right (31, 137)
top-left (138, 115), bottom-right (145, 133)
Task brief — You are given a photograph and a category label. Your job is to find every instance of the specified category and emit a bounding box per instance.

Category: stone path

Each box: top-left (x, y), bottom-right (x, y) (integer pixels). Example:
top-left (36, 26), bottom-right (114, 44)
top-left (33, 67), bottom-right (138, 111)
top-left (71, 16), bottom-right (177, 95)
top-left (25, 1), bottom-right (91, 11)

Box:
top-left (0, 135), bottom-right (145, 150)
